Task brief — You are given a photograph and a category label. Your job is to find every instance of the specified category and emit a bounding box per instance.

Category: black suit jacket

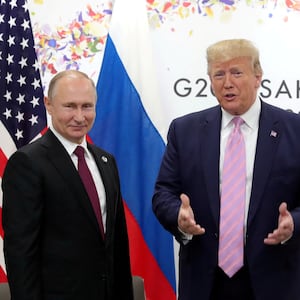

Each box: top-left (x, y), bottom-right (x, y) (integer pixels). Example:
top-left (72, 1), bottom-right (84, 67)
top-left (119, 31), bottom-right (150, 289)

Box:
top-left (153, 101), bottom-right (300, 300)
top-left (2, 129), bottom-right (133, 300)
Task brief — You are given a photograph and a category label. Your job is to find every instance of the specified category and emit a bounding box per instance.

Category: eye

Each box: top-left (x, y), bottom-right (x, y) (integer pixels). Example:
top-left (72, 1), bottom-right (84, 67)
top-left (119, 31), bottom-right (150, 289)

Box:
top-left (64, 103), bottom-right (74, 108)
top-left (82, 103), bottom-right (94, 110)
top-left (213, 72), bottom-right (224, 80)
top-left (232, 70), bottom-right (243, 77)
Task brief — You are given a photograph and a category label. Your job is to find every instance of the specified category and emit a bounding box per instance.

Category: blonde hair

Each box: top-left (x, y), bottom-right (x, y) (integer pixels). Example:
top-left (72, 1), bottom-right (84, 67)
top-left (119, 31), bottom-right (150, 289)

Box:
top-left (47, 70), bottom-right (96, 100)
top-left (206, 39), bottom-right (263, 75)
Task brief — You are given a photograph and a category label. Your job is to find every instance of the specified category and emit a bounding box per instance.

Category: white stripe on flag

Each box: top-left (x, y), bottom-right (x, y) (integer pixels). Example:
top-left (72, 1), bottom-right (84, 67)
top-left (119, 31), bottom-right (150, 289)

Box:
top-left (0, 238), bottom-right (5, 274)
top-left (0, 122), bottom-right (17, 159)
top-left (109, 0), bottom-right (168, 142)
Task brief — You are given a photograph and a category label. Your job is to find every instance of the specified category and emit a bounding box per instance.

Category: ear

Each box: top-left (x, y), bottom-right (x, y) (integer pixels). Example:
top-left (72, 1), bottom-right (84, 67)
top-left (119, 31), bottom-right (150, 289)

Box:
top-left (44, 96), bottom-right (52, 115)
top-left (255, 74), bottom-right (262, 89)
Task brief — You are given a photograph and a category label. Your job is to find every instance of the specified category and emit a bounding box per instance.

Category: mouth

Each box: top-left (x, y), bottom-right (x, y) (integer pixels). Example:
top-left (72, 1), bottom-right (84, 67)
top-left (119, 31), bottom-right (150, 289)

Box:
top-left (224, 93), bottom-right (236, 101)
top-left (71, 125), bottom-right (86, 130)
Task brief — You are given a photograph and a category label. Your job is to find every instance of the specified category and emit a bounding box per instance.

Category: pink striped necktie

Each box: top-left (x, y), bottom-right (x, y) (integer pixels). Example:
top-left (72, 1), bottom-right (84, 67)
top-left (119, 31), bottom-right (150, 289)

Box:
top-left (74, 146), bottom-right (105, 239)
top-left (218, 116), bottom-right (246, 277)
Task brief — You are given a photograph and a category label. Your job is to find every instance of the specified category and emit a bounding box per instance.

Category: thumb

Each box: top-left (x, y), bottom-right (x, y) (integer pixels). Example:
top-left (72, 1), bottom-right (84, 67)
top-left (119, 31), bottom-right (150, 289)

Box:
top-left (180, 193), bottom-right (190, 209)
top-left (279, 202), bottom-right (288, 216)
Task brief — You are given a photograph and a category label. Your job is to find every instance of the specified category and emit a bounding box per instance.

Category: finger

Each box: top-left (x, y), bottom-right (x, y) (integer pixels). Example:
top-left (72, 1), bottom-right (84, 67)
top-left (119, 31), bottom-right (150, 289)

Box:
top-left (264, 237), bottom-right (279, 245)
top-left (186, 224), bottom-right (205, 235)
top-left (194, 224), bottom-right (205, 235)
top-left (266, 229), bottom-right (289, 244)
top-left (264, 231), bottom-right (280, 244)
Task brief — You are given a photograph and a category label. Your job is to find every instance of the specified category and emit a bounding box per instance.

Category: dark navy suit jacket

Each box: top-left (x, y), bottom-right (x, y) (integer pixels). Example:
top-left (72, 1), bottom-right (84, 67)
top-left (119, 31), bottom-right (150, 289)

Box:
top-left (153, 101), bottom-right (300, 300)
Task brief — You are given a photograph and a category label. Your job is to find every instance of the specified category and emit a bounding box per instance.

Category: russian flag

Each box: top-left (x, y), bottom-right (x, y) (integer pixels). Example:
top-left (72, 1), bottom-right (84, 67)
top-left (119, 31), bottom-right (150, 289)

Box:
top-left (89, 0), bottom-right (176, 299)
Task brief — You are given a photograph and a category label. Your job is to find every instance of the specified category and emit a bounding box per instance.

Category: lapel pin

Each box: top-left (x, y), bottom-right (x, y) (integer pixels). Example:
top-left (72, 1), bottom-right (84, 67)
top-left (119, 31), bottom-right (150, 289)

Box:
top-left (270, 130), bottom-right (278, 137)
top-left (101, 156), bottom-right (108, 163)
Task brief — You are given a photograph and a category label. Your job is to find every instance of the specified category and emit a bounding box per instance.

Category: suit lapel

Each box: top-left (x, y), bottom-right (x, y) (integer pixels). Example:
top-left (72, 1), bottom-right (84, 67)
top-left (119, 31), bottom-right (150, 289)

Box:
top-left (247, 102), bottom-right (281, 227)
top-left (201, 107), bottom-right (222, 228)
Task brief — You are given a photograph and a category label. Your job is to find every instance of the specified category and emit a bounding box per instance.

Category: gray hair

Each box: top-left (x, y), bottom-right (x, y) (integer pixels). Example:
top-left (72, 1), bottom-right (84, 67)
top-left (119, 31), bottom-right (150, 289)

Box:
top-left (47, 70), bottom-right (96, 100)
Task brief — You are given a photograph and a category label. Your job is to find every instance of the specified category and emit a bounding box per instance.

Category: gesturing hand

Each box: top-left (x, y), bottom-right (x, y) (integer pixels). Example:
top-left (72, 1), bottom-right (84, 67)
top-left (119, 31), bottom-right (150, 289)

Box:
top-left (178, 193), bottom-right (205, 236)
top-left (264, 202), bottom-right (294, 245)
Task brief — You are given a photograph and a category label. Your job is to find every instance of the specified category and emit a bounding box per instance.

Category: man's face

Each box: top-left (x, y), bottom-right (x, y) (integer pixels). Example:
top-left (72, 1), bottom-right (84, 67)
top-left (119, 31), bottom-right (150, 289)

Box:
top-left (209, 56), bottom-right (262, 115)
top-left (44, 76), bottom-right (96, 144)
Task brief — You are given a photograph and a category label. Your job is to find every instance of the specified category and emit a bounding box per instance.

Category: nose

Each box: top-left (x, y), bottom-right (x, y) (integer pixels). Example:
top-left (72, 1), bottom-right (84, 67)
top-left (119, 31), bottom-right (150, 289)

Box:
top-left (74, 108), bottom-right (85, 122)
top-left (224, 74), bottom-right (233, 89)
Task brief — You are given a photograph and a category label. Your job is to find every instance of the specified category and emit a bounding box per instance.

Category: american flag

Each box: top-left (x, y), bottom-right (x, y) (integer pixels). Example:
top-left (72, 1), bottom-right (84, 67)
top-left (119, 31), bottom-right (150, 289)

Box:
top-left (0, 0), bottom-right (47, 282)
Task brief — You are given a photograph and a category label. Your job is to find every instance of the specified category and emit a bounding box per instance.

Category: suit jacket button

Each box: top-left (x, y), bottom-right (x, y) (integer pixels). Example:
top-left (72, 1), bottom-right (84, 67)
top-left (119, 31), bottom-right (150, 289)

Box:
top-left (100, 275), bottom-right (107, 281)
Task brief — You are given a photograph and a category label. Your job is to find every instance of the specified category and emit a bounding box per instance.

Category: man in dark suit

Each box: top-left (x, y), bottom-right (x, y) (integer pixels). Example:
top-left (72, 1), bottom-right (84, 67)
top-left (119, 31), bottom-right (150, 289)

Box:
top-left (2, 70), bottom-right (134, 300)
top-left (152, 39), bottom-right (300, 300)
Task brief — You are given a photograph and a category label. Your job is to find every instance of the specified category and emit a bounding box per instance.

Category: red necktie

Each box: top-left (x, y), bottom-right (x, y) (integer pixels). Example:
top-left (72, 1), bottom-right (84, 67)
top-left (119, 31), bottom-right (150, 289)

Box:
top-left (74, 146), bottom-right (105, 239)
top-left (218, 117), bottom-right (246, 277)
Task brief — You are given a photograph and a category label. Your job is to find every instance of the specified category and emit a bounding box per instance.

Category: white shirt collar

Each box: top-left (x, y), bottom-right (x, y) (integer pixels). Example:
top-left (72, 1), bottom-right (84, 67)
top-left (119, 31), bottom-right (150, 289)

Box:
top-left (49, 125), bottom-right (89, 157)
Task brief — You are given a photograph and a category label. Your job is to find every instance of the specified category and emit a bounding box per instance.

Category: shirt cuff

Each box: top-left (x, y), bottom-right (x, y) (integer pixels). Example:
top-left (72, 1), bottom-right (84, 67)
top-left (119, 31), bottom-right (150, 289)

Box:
top-left (178, 226), bottom-right (193, 244)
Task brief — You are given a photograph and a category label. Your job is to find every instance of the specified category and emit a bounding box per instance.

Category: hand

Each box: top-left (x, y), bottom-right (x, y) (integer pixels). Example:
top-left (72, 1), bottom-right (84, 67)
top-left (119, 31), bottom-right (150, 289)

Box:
top-left (178, 193), bottom-right (205, 236)
top-left (264, 202), bottom-right (294, 245)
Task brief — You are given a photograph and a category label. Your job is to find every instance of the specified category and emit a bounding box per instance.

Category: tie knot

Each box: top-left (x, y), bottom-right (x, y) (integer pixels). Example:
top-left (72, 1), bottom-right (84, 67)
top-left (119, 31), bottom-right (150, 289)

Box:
top-left (232, 116), bottom-right (244, 129)
top-left (74, 146), bottom-right (85, 159)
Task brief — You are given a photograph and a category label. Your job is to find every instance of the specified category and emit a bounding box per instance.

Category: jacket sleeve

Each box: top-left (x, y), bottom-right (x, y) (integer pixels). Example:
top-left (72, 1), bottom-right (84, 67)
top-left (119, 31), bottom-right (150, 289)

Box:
top-left (2, 150), bottom-right (43, 300)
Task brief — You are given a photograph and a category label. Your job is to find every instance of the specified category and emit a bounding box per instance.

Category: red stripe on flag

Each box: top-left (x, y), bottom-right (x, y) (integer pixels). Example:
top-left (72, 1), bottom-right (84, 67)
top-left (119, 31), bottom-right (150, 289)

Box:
top-left (0, 266), bottom-right (7, 283)
top-left (124, 202), bottom-right (176, 300)
top-left (0, 148), bottom-right (8, 177)
top-left (0, 208), bottom-right (3, 239)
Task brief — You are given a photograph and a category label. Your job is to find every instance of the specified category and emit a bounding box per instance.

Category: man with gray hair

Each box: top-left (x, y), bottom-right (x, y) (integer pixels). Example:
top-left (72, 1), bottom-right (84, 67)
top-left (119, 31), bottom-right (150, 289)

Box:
top-left (2, 70), bottom-right (134, 300)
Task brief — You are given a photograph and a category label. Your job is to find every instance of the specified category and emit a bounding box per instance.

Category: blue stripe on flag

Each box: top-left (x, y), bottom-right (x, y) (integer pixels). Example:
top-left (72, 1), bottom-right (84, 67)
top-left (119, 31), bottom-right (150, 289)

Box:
top-left (89, 34), bottom-right (176, 290)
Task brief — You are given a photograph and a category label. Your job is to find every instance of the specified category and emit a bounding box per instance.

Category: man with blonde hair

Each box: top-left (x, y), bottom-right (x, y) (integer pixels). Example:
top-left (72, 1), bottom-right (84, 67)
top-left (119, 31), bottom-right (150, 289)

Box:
top-left (153, 39), bottom-right (300, 299)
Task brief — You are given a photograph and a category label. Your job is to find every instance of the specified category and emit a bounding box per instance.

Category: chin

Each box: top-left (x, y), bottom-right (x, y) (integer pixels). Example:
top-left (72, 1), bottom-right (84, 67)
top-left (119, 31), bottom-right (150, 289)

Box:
top-left (69, 135), bottom-right (85, 144)
top-left (223, 103), bottom-right (243, 115)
